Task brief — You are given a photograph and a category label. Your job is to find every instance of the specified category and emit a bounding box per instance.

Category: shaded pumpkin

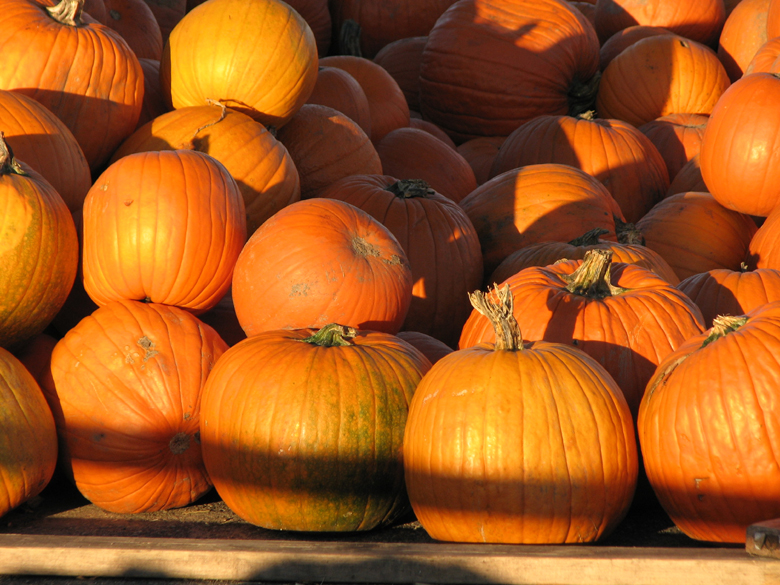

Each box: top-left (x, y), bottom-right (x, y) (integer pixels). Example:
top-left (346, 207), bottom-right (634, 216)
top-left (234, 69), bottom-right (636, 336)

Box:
top-left (396, 330), bottom-right (453, 364)
top-left (306, 66), bottom-right (372, 137)
top-left (745, 36), bottom-right (780, 74)
top-left (717, 0), bottom-right (770, 81)
top-left (142, 0), bottom-right (185, 43)
top-left (43, 300), bottom-right (227, 514)
top-left (104, 0), bottom-right (163, 60)
top-left (136, 58), bottom-right (170, 130)
top-left (456, 136), bottom-right (505, 186)
top-left (667, 154), bottom-right (707, 197)
top-left (638, 113), bottom-right (708, 183)
top-left (372, 36), bottom-right (427, 112)
top-left (408, 118), bottom-right (457, 150)
top-left (746, 203), bottom-right (780, 270)
top-left (286, 0), bottom-right (331, 57)
top-left (599, 25), bottom-right (671, 71)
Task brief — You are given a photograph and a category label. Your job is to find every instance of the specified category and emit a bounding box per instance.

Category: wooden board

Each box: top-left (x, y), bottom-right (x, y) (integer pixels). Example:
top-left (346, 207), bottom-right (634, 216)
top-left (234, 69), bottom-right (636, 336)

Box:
top-left (1, 533), bottom-right (779, 585)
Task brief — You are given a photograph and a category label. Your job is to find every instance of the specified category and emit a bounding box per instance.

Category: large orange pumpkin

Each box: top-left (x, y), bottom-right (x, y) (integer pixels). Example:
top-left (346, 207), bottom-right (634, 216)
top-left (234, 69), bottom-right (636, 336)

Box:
top-left (82, 149), bottom-right (247, 314)
top-left (717, 0), bottom-right (770, 82)
top-left (200, 323), bottom-right (431, 531)
top-left (104, 0), bottom-right (163, 60)
top-left (0, 347), bottom-right (58, 519)
top-left (745, 37), bottom-right (780, 74)
top-left (232, 198), bottom-right (413, 337)
top-left (306, 66), bottom-right (372, 137)
top-left (418, 0), bottom-right (600, 141)
top-left (0, 0), bottom-right (144, 173)
top-left (161, 0), bottom-right (318, 129)
top-left (404, 286), bottom-right (638, 543)
top-left (372, 36), bottom-right (427, 113)
top-left (0, 136), bottom-right (79, 350)
top-left (638, 113), bottom-right (708, 183)
top-left (639, 302), bottom-right (780, 542)
top-left (43, 300), bottom-right (227, 514)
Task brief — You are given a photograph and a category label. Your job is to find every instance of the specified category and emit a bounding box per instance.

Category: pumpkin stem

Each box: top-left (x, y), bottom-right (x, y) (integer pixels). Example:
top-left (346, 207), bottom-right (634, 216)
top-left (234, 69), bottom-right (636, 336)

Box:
top-left (701, 315), bottom-right (748, 349)
top-left (339, 19), bottom-right (362, 57)
top-left (615, 216), bottom-right (645, 245)
top-left (577, 110), bottom-right (596, 121)
top-left (385, 179), bottom-right (435, 199)
top-left (568, 228), bottom-right (609, 247)
top-left (561, 249), bottom-right (628, 298)
top-left (0, 133), bottom-right (28, 177)
top-left (301, 323), bottom-right (357, 347)
top-left (568, 71), bottom-right (601, 117)
top-left (46, 0), bottom-right (85, 26)
top-left (468, 284), bottom-right (523, 351)
top-left (187, 99), bottom-right (228, 150)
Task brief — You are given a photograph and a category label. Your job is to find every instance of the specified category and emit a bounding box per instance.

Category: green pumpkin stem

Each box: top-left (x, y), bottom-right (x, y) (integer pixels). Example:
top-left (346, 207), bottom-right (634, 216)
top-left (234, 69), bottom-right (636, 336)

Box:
top-left (561, 249), bottom-right (628, 298)
top-left (701, 315), bottom-right (748, 349)
top-left (301, 323), bottom-right (357, 347)
top-left (469, 284), bottom-right (523, 351)
top-left (568, 72), bottom-right (601, 117)
top-left (46, 0), bottom-right (85, 26)
top-left (339, 19), bottom-right (362, 57)
top-left (385, 179), bottom-right (435, 199)
top-left (568, 228), bottom-right (609, 247)
top-left (0, 133), bottom-right (28, 177)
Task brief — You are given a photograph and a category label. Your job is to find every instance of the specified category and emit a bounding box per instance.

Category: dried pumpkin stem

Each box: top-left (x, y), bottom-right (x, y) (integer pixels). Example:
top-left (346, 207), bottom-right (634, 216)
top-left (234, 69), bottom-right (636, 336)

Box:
top-left (701, 315), bottom-right (748, 349)
top-left (0, 133), bottom-right (28, 177)
top-left (568, 228), bottom-right (609, 247)
top-left (385, 179), bottom-right (435, 199)
top-left (468, 284), bottom-right (523, 351)
top-left (301, 323), bottom-right (357, 347)
top-left (46, 0), bottom-right (85, 26)
top-left (339, 19), bottom-right (362, 57)
top-left (568, 71), bottom-right (601, 117)
top-left (561, 249), bottom-right (628, 298)
top-left (615, 216), bottom-right (645, 245)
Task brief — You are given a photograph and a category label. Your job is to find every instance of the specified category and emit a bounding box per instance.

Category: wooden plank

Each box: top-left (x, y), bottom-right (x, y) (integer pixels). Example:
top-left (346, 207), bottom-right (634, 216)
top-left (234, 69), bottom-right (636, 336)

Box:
top-left (747, 518), bottom-right (780, 559)
top-left (1, 534), bottom-right (779, 585)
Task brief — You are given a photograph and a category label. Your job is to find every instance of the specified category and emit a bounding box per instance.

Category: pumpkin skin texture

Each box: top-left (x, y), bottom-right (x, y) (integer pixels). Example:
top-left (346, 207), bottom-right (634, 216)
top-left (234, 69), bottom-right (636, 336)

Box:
top-left (82, 149), bottom-right (247, 314)
top-left (0, 347), bottom-right (58, 519)
top-left (0, 0), bottom-right (144, 173)
top-left (161, 0), bottom-right (318, 129)
top-left (677, 267), bottom-right (780, 327)
top-left (638, 113), bottom-right (708, 184)
top-left (321, 176), bottom-right (483, 348)
top-left (489, 114), bottom-right (669, 224)
top-left (372, 36), bottom-right (427, 113)
top-left (598, 25), bottom-right (671, 71)
top-left (745, 37), bottom-right (780, 74)
top-left (143, 0), bottom-right (185, 43)
top-left (745, 204), bottom-right (780, 270)
top-left (200, 324), bottom-right (431, 531)
top-left (638, 303), bottom-right (780, 542)
top-left (136, 58), bottom-right (170, 130)
top-left (459, 251), bottom-right (705, 418)
top-left (0, 141), bottom-right (79, 351)
top-left (700, 73), bottom-right (780, 218)
top-left (456, 137), bottom-right (505, 186)
top-left (459, 163), bottom-right (625, 277)
top-left (43, 300), bottom-right (226, 514)
top-left (0, 90), bottom-right (91, 214)
top-left (667, 154), bottom-right (707, 197)
top-left (596, 34), bottom-right (731, 129)
top-left (404, 286), bottom-right (638, 543)
top-left (104, 0), bottom-right (164, 60)
top-left (306, 66), bottom-right (372, 137)
top-left (717, 0), bottom-right (770, 82)
top-left (232, 198), bottom-right (413, 337)
top-left (594, 0), bottom-right (726, 47)
top-left (286, 0), bottom-right (331, 57)
top-left (110, 104), bottom-right (300, 236)
top-left (418, 0), bottom-right (601, 142)
top-left (489, 228), bottom-right (680, 286)
top-left (396, 331), bottom-right (453, 363)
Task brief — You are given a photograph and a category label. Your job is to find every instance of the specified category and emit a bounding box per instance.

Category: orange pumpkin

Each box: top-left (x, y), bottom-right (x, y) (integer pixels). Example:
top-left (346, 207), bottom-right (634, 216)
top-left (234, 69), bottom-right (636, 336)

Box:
top-left (746, 203), bottom-right (780, 269)
top-left (82, 149), bottom-right (247, 313)
top-left (638, 113), bottom-right (709, 183)
top-left (286, 0), bottom-right (331, 57)
top-left (232, 198), bottom-right (414, 336)
top-left (456, 137), bottom-right (505, 186)
top-left (104, 0), bottom-right (163, 60)
top-left (404, 285), bottom-right (638, 543)
top-left (0, 136), bottom-right (79, 350)
top-left (142, 0), bottom-right (185, 43)
top-left (372, 36), bottom-right (427, 112)
top-left (396, 330), bottom-right (453, 363)
top-left (306, 66), bottom-right (372, 137)
top-left (745, 37), bottom-right (780, 74)
top-left (200, 323), bottom-right (431, 531)
top-left (43, 300), bottom-right (227, 514)
top-left (598, 25), bottom-right (671, 71)
top-left (717, 0), bottom-right (770, 82)
top-left (0, 0), bottom-right (144, 172)
top-left (136, 58), bottom-right (170, 130)
top-left (667, 154), bottom-right (707, 197)
top-left (161, 0), bottom-right (318, 128)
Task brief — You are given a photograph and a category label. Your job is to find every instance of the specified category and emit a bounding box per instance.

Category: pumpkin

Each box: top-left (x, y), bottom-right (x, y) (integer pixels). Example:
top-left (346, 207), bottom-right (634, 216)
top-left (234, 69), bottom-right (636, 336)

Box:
top-left (767, 0), bottom-right (780, 37)
top-left (136, 58), bottom-right (170, 130)
top-left (0, 0), bottom-right (144, 173)
top-left (700, 72), bottom-right (780, 218)
top-left (598, 25), bottom-right (671, 71)
top-left (0, 136), bottom-right (79, 350)
top-left (396, 330), bottom-right (453, 364)
top-left (319, 55), bottom-right (411, 144)
top-left (593, 0), bottom-right (726, 47)
top-left (418, 0), bottom-right (600, 142)
top-left (372, 36), bottom-right (427, 112)
top-left (321, 176), bottom-right (483, 348)
top-left (745, 36), bottom-right (780, 74)
top-left (200, 323), bottom-right (431, 531)
top-left (0, 346), bottom-right (58, 519)
top-left (43, 300), bottom-right (226, 514)
top-left (489, 227), bottom-right (680, 286)
top-left (638, 114), bottom-right (708, 183)
top-left (596, 34), bottom-right (730, 128)
top-left (110, 103), bottom-right (300, 235)
top-left (717, 0), bottom-right (770, 82)
top-left (161, 0), bottom-right (318, 129)
top-left (306, 66), bottom-right (372, 137)
top-left (142, 0), bottom-right (185, 43)
top-left (456, 137), bottom-right (505, 186)
top-left (286, 0), bottom-right (331, 57)
top-left (677, 266), bottom-right (780, 327)
top-left (82, 149), bottom-right (247, 314)
top-left (104, 0), bottom-right (163, 60)
top-left (404, 285), bottom-right (638, 543)
top-left (489, 113), bottom-right (670, 224)
top-left (275, 104), bottom-right (381, 201)
top-left (638, 302), bottom-right (780, 542)
top-left (667, 154), bottom-right (707, 197)
top-left (459, 163), bottom-right (625, 277)
top-left (0, 89), bottom-right (91, 213)
top-left (376, 128), bottom-right (478, 203)
top-left (460, 251), bottom-right (705, 418)
top-left (634, 192), bottom-right (758, 281)
top-left (232, 198), bottom-right (414, 337)
top-left (746, 203), bottom-right (780, 270)
top-left (84, 0), bottom-right (107, 21)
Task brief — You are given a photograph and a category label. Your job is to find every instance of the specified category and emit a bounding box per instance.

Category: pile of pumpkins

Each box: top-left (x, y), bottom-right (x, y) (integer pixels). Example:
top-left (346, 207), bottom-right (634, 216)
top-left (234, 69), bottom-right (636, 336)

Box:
top-left (3, 0), bottom-right (780, 546)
